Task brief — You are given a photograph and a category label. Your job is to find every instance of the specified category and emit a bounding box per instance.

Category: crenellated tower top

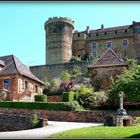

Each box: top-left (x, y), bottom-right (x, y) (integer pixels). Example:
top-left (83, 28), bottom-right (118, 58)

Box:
top-left (44, 16), bottom-right (74, 30)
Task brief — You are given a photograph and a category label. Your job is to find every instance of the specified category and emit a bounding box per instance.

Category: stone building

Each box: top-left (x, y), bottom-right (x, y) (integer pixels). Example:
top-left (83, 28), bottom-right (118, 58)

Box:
top-left (45, 17), bottom-right (74, 65)
top-left (73, 21), bottom-right (140, 63)
top-left (0, 55), bottom-right (44, 101)
top-left (88, 48), bottom-right (128, 89)
top-left (30, 17), bottom-right (140, 82)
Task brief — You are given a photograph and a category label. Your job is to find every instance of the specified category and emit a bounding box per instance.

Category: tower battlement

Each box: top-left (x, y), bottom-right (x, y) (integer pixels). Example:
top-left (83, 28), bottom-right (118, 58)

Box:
top-left (44, 16), bottom-right (74, 29)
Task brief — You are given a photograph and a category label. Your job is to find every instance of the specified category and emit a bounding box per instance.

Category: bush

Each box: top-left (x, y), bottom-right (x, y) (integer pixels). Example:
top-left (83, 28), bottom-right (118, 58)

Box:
top-left (62, 91), bottom-right (76, 102)
top-left (0, 101), bottom-right (82, 111)
top-left (108, 65), bottom-right (140, 105)
top-left (35, 94), bottom-right (47, 102)
top-left (30, 112), bottom-right (39, 128)
top-left (75, 85), bottom-right (97, 109)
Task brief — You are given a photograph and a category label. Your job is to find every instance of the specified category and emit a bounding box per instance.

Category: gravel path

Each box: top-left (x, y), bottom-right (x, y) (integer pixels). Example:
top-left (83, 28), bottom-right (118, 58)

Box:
top-left (0, 121), bottom-right (103, 139)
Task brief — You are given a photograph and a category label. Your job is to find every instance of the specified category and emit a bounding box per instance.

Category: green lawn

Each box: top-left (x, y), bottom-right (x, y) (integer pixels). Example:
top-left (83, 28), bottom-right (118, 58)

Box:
top-left (49, 126), bottom-right (140, 138)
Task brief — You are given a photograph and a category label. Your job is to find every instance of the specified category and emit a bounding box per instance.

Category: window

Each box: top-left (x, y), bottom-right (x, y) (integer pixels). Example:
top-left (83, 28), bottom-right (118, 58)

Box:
top-left (52, 27), bottom-right (57, 33)
top-left (93, 52), bottom-right (97, 58)
top-left (4, 79), bottom-right (11, 91)
top-left (106, 41), bottom-right (112, 48)
top-left (35, 85), bottom-right (38, 93)
top-left (96, 33), bottom-right (98, 36)
top-left (78, 33), bottom-right (80, 37)
top-left (115, 31), bottom-right (117, 34)
top-left (122, 39), bottom-right (128, 46)
top-left (135, 26), bottom-right (140, 33)
top-left (92, 43), bottom-right (96, 49)
top-left (104, 32), bottom-right (107, 35)
top-left (25, 81), bottom-right (28, 90)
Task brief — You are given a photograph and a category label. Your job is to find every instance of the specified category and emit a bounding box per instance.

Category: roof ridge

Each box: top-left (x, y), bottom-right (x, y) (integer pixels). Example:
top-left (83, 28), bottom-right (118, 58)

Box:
top-left (12, 55), bottom-right (22, 74)
top-left (109, 49), bottom-right (124, 63)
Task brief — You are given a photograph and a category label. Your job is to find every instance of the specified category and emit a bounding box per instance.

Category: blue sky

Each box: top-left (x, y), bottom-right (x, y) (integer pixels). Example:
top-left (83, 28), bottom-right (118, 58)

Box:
top-left (0, 2), bottom-right (140, 66)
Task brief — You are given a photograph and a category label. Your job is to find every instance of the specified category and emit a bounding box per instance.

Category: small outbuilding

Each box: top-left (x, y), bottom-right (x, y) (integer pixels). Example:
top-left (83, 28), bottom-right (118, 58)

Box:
top-left (88, 48), bottom-right (128, 89)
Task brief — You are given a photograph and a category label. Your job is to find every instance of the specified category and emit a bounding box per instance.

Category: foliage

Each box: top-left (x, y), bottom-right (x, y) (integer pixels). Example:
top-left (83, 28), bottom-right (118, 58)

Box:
top-left (75, 85), bottom-right (97, 109)
top-left (34, 94), bottom-right (47, 102)
top-left (127, 58), bottom-right (138, 69)
top-left (70, 56), bottom-right (81, 62)
top-left (62, 91), bottom-right (76, 102)
top-left (81, 52), bottom-right (90, 62)
top-left (133, 117), bottom-right (140, 126)
top-left (0, 101), bottom-right (83, 111)
top-left (94, 91), bottom-right (108, 106)
top-left (108, 65), bottom-right (140, 105)
top-left (49, 126), bottom-right (140, 138)
top-left (60, 70), bottom-right (71, 80)
top-left (43, 78), bottom-right (61, 95)
top-left (30, 112), bottom-right (39, 128)
top-left (90, 79), bottom-right (101, 91)
top-left (59, 80), bottom-right (74, 92)
top-left (70, 66), bottom-right (83, 79)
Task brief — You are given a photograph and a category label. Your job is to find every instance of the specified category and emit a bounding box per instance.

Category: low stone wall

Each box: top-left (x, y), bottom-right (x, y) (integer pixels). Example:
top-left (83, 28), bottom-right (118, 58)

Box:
top-left (0, 111), bottom-right (48, 131)
top-left (0, 108), bottom-right (140, 124)
top-left (47, 95), bottom-right (62, 102)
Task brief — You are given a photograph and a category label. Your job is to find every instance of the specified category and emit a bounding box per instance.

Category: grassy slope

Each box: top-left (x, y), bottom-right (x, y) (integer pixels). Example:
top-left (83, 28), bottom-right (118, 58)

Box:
top-left (49, 126), bottom-right (140, 138)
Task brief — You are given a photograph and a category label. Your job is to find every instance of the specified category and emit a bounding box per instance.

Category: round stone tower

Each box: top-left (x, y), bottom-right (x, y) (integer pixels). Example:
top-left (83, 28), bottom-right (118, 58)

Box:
top-left (44, 17), bottom-right (74, 65)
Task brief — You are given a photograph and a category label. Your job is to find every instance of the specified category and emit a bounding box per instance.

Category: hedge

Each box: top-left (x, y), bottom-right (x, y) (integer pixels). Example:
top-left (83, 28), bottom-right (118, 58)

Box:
top-left (0, 101), bottom-right (82, 111)
top-left (35, 94), bottom-right (47, 102)
top-left (62, 91), bottom-right (75, 102)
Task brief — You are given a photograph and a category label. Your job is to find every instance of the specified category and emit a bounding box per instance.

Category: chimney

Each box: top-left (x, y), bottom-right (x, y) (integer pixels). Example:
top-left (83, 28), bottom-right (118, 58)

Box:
top-left (133, 21), bottom-right (136, 25)
top-left (101, 24), bottom-right (104, 29)
top-left (86, 26), bottom-right (89, 34)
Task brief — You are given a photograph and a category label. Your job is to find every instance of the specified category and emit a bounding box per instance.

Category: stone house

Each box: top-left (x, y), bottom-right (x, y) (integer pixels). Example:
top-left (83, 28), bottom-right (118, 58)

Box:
top-left (88, 48), bottom-right (128, 89)
top-left (0, 55), bottom-right (44, 101)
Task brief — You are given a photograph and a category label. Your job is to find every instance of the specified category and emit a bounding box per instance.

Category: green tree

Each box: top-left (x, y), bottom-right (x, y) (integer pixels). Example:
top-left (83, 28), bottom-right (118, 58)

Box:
top-left (108, 65), bottom-right (140, 105)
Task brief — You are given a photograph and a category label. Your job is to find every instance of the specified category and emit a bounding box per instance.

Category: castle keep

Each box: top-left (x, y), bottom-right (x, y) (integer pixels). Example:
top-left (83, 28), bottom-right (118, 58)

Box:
top-left (30, 17), bottom-right (140, 82)
top-left (45, 17), bottom-right (74, 64)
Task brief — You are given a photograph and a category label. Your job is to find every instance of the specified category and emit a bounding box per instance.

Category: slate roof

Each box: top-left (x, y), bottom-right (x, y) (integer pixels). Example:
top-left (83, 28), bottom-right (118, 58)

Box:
top-left (0, 55), bottom-right (44, 85)
top-left (89, 25), bottom-right (131, 34)
top-left (88, 48), bottom-right (127, 68)
top-left (0, 60), bottom-right (5, 66)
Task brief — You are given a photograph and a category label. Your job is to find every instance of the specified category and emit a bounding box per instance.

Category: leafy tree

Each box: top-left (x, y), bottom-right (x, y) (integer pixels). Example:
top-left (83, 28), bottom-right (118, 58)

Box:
top-left (108, 64), bottom-right (140, 105)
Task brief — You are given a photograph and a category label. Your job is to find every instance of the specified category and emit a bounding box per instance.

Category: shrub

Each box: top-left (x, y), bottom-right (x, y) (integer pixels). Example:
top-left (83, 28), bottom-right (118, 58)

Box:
top-left (0, 101), bottom-right (82, 111)
top-left (62, 91), bottom-right (76, 102)
top-left (35, 94), bottom-right (47, 102)
top-left (30, 112), bottom-right (39, 128)
top-left (75, 85), bottom-right (97, 109)
top-left (66, 101), bottom-right (84, 111)
top-left (108, 65), bottom-right (140, 105)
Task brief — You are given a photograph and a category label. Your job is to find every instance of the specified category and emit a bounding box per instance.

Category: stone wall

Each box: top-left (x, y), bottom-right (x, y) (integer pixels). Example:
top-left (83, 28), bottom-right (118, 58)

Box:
top-left (88, 65), bottom-right (127, 89)
top-left (30, 61), bottom-right (88, 82)
top-left (0, 113), bottom-right (33, 131)
top-left (0, 108), bottom-right (140, 123)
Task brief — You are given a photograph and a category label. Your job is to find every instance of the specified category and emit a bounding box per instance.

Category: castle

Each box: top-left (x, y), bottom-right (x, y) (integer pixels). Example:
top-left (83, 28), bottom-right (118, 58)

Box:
top-left (30, 17), bottom-right (140, 82)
